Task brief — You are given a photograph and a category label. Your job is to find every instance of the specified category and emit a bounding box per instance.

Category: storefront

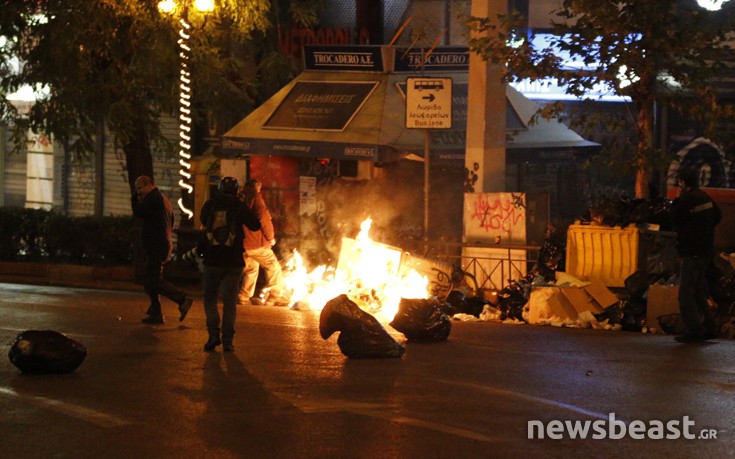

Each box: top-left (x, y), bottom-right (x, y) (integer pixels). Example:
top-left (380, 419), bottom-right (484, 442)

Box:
top-left (220, 45), bottom-right (598, 263)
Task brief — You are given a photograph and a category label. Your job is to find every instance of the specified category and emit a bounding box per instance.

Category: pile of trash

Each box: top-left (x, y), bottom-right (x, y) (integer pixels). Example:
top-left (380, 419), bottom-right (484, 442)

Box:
top-left (444, 209), bottom-right (735, 339)
top-left (580, 196), bottom-right (674, 230)
top-left (449, 253), bottom-right (734, 338)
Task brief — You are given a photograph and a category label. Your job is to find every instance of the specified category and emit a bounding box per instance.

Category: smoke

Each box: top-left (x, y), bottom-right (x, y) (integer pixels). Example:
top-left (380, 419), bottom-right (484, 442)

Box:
top-left (320, 173), bottom-right (423, 244)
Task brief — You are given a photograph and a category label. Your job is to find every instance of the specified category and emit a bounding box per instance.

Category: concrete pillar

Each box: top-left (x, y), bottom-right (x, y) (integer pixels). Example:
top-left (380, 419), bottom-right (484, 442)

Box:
top-left (465, 0), bottom-right (506, 193)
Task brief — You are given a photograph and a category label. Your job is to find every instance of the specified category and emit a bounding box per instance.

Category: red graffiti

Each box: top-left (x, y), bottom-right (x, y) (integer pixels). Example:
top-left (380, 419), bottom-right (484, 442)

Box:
top-left (471, 194), bottom-right (525, 233)
top-left (29, 133), bottom-right (51, 149)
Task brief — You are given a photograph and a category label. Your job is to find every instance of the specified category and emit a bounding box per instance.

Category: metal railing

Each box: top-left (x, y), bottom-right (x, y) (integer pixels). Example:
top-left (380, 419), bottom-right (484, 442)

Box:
top-left (398, 240), bottom-right (542, 296)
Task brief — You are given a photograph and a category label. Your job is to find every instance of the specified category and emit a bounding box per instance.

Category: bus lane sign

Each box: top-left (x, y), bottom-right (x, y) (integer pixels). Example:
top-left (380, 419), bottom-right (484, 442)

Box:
top-left (405, 77), bottom-right (452, 129)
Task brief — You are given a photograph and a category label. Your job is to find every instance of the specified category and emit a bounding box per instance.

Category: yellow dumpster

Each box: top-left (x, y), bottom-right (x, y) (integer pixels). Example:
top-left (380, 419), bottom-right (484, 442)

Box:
top-left (565, 224), bottom-right (640, 287)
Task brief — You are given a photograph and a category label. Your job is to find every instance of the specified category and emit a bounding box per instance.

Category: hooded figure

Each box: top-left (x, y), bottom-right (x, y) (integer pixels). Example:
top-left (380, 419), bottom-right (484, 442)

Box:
top-left (199, 177), bottom-right (261, 352)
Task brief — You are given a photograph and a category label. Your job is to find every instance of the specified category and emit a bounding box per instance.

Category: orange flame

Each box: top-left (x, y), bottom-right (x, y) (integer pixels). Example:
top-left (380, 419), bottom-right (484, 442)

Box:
top-left (282, 217), bottom-right (430, 321)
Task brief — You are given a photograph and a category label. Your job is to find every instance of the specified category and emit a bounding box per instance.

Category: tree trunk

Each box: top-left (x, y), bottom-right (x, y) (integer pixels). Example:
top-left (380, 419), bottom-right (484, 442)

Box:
top-left (635, 97), bottom-right (655, 199)
top-left (123, 125), bottom-right (154, 192)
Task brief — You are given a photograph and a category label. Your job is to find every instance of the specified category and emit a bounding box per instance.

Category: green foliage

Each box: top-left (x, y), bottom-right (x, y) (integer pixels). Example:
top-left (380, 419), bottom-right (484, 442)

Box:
top-left (464, 0), bottom-right (735, 197)
top-left (287, 0), bottom-right (323, 28)
top-left (0, 208), bottom-right (50, 260)
top-left (0, 0), bottom-right (317, 174)
top-left (0, 208), bottom-right (134, 265)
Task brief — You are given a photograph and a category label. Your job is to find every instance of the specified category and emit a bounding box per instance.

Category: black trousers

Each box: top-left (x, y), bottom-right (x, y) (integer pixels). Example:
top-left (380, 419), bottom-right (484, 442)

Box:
top-left (142, 252), bottom-right (186, 316)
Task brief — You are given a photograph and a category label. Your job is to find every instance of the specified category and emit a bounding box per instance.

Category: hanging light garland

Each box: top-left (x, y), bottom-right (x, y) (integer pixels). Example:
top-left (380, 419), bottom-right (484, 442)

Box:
top-left (158, 0), bottom-right (214, 220)
top-left (177, 17), bottom-right (194, 219)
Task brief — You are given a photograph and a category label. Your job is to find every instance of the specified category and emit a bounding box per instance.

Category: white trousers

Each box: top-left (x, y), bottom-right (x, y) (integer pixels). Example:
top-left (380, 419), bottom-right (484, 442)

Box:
top-left (240, 246), bottom-right (284, 298)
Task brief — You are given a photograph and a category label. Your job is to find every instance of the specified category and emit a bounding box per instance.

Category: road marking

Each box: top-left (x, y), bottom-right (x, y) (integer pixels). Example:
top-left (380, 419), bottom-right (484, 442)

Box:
top-left (0, 386), bottom-right (130, 428)
top-left (274, 392), bottom-right (501, 443)
top-left (373, 415), bottom-right (499, 442)
top-left (434, 379), bottom-right (608, 420)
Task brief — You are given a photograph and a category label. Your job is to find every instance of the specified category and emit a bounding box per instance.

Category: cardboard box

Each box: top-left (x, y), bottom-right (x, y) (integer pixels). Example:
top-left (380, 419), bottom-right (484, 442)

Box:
top-left (646, 284), bottom-right (680, 332)
top-left (583, 281), bottom-right (620, 309)
top-left (528, 283), bottom-right (618, 324)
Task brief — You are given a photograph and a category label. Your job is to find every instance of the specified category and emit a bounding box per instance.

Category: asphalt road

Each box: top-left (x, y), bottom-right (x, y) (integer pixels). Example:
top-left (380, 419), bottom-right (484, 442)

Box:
top-left (1, 282), bottom-right (734, 458)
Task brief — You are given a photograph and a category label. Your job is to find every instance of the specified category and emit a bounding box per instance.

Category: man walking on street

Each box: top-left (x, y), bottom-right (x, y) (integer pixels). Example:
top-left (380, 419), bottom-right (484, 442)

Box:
top-left (671, 167), bottom-right (721, 343)
top-left (131, 175), bottom-right (193, 325)
top-left (238, 179), bottom-right (289, 306)
top-left (200, 177), bottom-right (261, 352)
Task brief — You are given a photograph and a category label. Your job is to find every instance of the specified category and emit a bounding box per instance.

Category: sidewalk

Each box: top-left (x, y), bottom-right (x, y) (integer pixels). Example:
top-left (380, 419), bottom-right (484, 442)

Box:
top-left (0, 261), bottom-right (201, 296)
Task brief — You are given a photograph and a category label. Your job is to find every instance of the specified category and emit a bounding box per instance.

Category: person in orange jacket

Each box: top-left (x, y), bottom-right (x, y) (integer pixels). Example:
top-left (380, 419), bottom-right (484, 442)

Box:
top-left (238, 179), bottom-right (289, 306)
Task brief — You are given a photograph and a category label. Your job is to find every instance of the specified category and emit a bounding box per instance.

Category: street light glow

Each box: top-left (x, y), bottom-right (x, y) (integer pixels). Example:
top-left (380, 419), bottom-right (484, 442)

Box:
top-left (696, 0), bottom-right (729, 10)
top-left (194, 0), bottom-right (215, 13)
top-left (157, 0), bottom-right (176, 14)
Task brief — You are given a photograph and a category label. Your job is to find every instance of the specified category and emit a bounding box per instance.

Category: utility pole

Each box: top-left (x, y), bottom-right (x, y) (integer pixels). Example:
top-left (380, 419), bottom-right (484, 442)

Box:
top-left (464, 0), bottom-right (506, 194)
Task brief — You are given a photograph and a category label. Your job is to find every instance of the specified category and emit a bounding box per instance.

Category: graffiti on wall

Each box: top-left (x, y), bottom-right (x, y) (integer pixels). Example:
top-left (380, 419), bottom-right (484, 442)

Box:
top-left (464, 192), bottom-right (527, 243)
top-left (303, 159), bottom-right (340, 186)
top-left (27, 132), bottom-right (52, 152)
top-left (464, 162), bottom-right (479, 192)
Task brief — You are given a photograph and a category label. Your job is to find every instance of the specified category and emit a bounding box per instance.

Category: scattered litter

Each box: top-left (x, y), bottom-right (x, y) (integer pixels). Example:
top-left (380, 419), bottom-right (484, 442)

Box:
top-left (452, 313), bottom-right (482, 322)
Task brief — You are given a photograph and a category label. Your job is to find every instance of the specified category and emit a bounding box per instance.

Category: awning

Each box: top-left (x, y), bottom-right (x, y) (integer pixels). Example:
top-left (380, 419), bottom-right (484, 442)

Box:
top-left (222, 69), bottom-right (406, 162)
top-left (221, 46), bottom-right (599, 163)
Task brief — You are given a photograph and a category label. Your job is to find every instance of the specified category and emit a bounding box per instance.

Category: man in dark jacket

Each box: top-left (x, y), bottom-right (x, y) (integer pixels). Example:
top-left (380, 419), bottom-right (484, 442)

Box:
top-left (671, 168), bottom-right (722, 343)
top-left (132, 175), bottom-right (193, 325)
top-left (199, 177), bottom-right (261, 352)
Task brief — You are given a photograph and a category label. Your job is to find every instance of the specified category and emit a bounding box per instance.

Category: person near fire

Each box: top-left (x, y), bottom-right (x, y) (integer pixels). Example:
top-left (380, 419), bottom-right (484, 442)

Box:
top-left (199, 176), bottom-right (261, 352)
top-left (131, 175), bottom-right (193, 325)
top-left (671, 167), bottom-right (721, 343)
top-left (238, 178), bottom-right (289, 306)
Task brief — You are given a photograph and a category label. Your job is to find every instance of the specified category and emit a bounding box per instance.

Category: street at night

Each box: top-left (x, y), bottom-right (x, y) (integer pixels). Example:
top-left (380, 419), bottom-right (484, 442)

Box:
top-left (1, 282), bottom-right (733, 458)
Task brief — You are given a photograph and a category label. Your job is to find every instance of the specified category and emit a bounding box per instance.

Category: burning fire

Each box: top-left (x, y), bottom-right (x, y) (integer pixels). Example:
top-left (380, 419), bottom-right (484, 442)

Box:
top-left (282, 217), bottom-right (430, 321)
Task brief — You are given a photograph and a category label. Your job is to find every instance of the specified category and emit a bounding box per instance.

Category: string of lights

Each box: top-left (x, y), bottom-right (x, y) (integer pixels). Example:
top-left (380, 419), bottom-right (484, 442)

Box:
top-left (177, 18), bottom-right (194, 219)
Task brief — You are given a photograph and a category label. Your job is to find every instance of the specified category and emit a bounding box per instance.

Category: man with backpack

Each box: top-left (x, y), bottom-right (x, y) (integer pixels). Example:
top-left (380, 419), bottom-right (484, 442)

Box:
top-left (199, 176), bottom-right (261, 352)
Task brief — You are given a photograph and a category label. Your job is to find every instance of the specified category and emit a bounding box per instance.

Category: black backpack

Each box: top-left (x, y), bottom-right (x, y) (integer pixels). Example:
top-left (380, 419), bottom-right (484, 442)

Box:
top-left (205, 204), bottom-right (236, 248)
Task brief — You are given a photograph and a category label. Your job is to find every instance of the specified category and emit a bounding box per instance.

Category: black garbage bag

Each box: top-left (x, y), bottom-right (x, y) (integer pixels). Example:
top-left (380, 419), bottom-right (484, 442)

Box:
top-left (462, 296), bottom-right (488, 317)
top-left (319, 294), bottom-right (405, 359)
top-left (657, 313), bottom-right (687, 335)
top-left (437, 300), bottom-right (459, 317)
top-left (589, 197), bottom-right (627, 227)
top-left (534, 238), bottom-right (566, 281)
top-left (627, 198), bottom-right (650, 225)
top-left (8, 330), bottom-right (87, 374)
top-left (624, 271), bottom-right (665, 299)
top-left (497, 277), bottom-right (532, 321)
top-left (620, 298), bottom-right (647, 331)
top-left (595, 302), bottom-right (624, 325)
top-left (707, 259), bottom-right (735, 305)
top-left (645, 198), bottom-right (674, 231)
top-left (443, 290), bottom-right (465, 316)
top-left (389, 298), bottom-right (451, 342)
top-left (445, 290), bottom-right (486, 317)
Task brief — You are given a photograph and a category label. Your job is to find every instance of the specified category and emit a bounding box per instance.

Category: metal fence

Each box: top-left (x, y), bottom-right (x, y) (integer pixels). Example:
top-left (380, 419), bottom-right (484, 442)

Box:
top-left (397, 240), bottom-right (542, 298)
